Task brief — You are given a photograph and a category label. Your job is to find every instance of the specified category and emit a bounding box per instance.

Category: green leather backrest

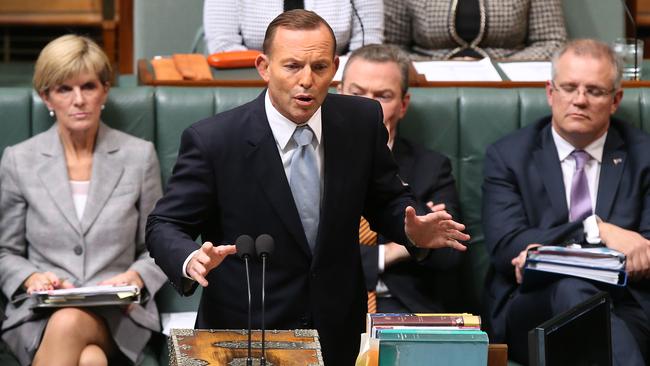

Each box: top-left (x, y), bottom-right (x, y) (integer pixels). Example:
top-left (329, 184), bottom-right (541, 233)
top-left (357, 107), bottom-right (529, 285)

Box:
top-left (0, 88), bottom-right (31, 154)
top-left (4, 85), bottom-right (650, 319)
top-left (155, 87), bottom-right (215, 186)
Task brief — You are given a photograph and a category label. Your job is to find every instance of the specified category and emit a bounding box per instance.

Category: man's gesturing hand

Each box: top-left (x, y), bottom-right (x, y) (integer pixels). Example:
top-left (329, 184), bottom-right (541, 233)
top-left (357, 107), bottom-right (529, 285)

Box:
top-left (186, 242), bottom-right (237, 287)
top-left (404, 206), bottom-right (470, 251)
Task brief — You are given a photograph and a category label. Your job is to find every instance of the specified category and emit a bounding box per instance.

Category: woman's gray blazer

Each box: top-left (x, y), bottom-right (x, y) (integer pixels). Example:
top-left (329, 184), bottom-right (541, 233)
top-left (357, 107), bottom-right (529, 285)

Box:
top-left (0, 122), bottom-right (166, 364)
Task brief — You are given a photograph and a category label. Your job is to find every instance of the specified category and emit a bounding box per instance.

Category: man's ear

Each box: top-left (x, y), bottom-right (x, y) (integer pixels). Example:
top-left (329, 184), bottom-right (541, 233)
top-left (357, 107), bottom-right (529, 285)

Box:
top-left (545, 80), bottom-right (554, 107)
top-left (610, 89), bottom-right (624, 115)
top-left (255, 54), bottom-right (270, 82)
top-left (399, 92), bottom-right (411, 119)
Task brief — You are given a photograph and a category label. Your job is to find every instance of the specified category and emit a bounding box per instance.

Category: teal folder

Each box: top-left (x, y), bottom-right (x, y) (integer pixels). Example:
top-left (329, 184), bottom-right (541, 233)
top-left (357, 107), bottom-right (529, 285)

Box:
top-left (377, 329), bottom-right (488, 366)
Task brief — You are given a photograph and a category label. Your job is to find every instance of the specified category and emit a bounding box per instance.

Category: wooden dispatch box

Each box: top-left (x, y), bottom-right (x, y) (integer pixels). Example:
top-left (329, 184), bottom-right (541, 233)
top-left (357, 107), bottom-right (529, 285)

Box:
top-left (169, 329), bottom-right (324, 366)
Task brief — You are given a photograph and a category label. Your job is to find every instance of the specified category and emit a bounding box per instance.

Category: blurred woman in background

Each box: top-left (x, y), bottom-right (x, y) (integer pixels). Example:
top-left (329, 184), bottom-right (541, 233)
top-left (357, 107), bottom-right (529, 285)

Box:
top-left (385, 0), bottom-right (566, 60)
top-left (204, 0), bottom-right (384, 54)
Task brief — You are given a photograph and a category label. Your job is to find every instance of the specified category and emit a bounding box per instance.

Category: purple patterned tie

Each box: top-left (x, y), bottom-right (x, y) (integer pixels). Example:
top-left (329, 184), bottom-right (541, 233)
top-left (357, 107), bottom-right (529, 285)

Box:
top-left (569, 150), bottom-right (592, 222)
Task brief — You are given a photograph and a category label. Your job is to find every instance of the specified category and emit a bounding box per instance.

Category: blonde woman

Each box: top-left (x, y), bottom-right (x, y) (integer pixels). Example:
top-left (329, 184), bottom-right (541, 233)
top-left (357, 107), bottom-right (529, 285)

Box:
top-left (0, 35), bottom-right (166, 366)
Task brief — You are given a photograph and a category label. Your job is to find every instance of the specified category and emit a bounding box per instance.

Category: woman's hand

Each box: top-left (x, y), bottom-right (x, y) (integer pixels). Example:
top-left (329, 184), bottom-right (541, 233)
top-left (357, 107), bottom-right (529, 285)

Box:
top-left (23, 272), bottom-right (74, 294)
top-left (98, 270), bottom-right (144, 289)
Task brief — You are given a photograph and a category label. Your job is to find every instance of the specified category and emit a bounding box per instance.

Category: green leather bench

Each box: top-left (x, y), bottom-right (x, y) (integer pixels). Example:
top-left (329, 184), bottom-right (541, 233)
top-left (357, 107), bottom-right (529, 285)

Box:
top-left (2, 86), bottom-right (650, 364)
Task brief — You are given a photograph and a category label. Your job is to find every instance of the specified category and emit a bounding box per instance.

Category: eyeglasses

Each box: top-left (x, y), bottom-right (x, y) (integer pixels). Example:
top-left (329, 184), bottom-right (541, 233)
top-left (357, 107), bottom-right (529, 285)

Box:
top-left (551, 81), bottom-right (616, 100)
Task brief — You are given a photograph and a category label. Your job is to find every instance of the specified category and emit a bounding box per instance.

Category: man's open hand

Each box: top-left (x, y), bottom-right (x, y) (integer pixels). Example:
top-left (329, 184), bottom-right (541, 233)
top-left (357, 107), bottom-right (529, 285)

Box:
top-left (186, 242), bottom-right (237, 287)
top-left (404, 206), bottom-right (470, 251)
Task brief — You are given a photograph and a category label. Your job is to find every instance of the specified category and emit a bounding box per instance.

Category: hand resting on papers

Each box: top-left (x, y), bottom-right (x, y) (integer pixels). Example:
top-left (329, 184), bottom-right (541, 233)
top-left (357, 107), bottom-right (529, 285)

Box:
top-left (512, 244), bottom-right (543, 284)
top-left (599, 221), bottom-right (650, 280)
top-left (24, 269), bottom-right (146, 295)
top-left (98, 269), bottom-right (145, 289)
top-left (23, 272), bottom-right (74, 294)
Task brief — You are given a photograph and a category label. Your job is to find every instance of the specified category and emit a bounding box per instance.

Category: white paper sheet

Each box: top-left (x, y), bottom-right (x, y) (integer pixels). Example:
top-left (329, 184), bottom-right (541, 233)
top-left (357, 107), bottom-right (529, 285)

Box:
top-left (161, 312), bottom-right (198, 336)
top-left (498, 62), bottom-right (552, 81)
top-left (33, 285), bottom-right (139, 296)
top-left (413, 58), bottom-right (502, 81)
top-left (333, 56), bottom-right (348, 82)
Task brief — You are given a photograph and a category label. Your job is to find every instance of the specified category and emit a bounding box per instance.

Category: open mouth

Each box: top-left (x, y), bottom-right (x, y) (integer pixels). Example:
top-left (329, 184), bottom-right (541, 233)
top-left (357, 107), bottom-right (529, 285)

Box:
top-left (295, 95), bottom-right (314, 105)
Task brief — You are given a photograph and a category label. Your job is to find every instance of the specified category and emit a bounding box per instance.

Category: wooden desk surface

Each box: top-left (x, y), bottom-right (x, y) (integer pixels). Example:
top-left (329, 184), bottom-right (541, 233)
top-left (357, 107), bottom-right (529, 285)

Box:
top-left (138, 58), bottom-right (650, 88)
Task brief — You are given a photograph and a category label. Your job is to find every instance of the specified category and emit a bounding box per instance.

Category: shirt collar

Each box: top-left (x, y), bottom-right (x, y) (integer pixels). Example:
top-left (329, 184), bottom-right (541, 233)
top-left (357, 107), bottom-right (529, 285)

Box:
top-left (551, 125), bottom-right (606, 163)
top-left (265, 90), bottom-right (322, 151)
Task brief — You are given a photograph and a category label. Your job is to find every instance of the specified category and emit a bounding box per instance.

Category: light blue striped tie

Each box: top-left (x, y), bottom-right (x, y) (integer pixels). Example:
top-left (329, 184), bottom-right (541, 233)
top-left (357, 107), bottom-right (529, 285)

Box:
top-left (289, 125), bottom-right (320, 251)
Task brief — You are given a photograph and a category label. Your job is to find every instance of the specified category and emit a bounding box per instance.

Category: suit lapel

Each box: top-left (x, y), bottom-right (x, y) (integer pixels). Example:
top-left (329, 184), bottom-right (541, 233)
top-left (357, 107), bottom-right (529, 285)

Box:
top-left (595, 127), bottom-right (626, 220)
top-left (37, 124), bottom-right (82, 235)
top-left (393, 138), bottom-right (416, 193)
top-left (80, 123), bottom-right (124, 235)
top-left (533, 124), bottom-right (569, 220)
top-left (247, 92), bottom-right (313, 257)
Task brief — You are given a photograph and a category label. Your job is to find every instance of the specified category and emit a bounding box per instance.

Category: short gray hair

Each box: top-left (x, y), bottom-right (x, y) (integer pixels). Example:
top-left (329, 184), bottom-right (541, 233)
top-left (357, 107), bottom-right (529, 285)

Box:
top-left (551, 39), bottom-right (622, 89)
top-left (342, 44), bottom-right (411, 96)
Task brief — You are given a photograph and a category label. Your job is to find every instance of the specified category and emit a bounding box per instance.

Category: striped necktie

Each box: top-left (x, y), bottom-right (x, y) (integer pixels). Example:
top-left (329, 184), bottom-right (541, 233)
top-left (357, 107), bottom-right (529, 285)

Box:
top-left (359, 217), bottom-right (378, 313)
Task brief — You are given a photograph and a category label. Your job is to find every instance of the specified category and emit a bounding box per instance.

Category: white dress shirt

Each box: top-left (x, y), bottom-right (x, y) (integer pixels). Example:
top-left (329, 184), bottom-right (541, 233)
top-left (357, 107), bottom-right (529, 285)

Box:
top-left (70, 180), bottom-right (90, 220)
top-left (551, 127), bottom-right (607, 243)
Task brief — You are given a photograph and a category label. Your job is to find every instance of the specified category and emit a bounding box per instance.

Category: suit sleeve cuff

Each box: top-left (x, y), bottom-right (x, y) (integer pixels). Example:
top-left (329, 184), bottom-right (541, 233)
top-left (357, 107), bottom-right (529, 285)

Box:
top-left (182, 250), bottom-right (198, 280)
top-left (583, 214), bottom-right (602, 244)
top-left (378, 245), bottom-right (385, 274)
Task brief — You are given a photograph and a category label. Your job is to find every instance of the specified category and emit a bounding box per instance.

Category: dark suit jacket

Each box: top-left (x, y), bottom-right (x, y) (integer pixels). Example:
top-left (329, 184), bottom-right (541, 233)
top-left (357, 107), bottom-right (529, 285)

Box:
top-left (360, 137), bottom-right (461, 312)
top-left (146, 91), bottom-right (419, 366)
top-left (482, 116), bottom-right (650, 342)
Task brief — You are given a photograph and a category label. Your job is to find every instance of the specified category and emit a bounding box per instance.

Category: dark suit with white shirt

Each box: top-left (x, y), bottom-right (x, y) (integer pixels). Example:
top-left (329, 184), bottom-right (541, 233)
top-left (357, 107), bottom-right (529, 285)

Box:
top-left (146, 91), bottom-right (423, 366)
top-left (482, 116), bottom-right (650, 365)
top-left (360, 137), bottom-right (462, 312)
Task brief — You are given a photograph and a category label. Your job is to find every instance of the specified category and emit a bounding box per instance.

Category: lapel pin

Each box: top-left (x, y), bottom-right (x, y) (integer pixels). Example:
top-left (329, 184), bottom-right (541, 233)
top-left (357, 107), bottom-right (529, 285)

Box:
top-left (613, 158), bottom-right (623, 165)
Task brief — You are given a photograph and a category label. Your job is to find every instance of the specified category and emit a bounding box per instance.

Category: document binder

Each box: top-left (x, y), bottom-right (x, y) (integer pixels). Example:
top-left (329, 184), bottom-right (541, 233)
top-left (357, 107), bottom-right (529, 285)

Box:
top-left (19, 285), bottom-right (141, 309)
top-left (522, 246), bottom-right (627, 291)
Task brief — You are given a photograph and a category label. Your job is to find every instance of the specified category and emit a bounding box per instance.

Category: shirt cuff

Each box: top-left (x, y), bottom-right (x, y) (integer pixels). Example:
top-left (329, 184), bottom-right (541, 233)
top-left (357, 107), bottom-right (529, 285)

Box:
top-left (583, 214), bottom-right (602, 244)
top-left (378, 245), bottom-right (385, 274)
top-left (182, 249), bottom-right (199, 280)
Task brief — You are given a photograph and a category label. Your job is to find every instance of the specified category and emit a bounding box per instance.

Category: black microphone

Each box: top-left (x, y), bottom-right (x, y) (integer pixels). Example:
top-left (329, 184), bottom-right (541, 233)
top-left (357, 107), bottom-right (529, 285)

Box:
top-left (235, 234), bottom-right (256, 366)
top-left (255, 234), bottom-right (275, 366)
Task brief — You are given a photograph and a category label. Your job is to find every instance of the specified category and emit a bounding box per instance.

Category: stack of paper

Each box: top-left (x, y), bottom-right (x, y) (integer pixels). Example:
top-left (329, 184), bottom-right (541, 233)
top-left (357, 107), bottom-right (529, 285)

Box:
top-left (524, 246), bottom-right (627, 289)
top-left (498, 62), bottom-right (551, 81)
top-left (413, 58), bottom-right (502, 81)
top-left (28, 285), bottom-right (141, 308)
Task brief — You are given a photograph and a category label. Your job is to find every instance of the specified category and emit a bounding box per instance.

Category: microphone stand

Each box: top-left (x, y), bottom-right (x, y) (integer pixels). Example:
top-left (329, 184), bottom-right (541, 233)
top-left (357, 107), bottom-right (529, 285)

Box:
top-left (244, 256), bottom-right (253, 366)
top-left (260, 253), bottom-right (267, 366)
top-left (255, 234), bottom-right (274, 366)
top-left (236, 235), bottom-right (255, 366)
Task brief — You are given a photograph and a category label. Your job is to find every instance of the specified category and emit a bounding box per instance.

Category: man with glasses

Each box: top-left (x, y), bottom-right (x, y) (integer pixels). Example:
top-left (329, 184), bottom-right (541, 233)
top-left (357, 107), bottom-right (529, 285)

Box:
top-left (482, 39), bottom-right (650, 365)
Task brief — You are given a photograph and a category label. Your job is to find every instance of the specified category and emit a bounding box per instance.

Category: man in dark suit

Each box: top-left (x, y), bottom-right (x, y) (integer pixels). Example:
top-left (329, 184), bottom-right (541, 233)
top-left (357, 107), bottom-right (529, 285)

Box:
top-left (483, 39), bottom-right (650, 365)
top-left (146, 10), bottom-right (469, 366)
top-left (338, 44), bottom-right (462, 313)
